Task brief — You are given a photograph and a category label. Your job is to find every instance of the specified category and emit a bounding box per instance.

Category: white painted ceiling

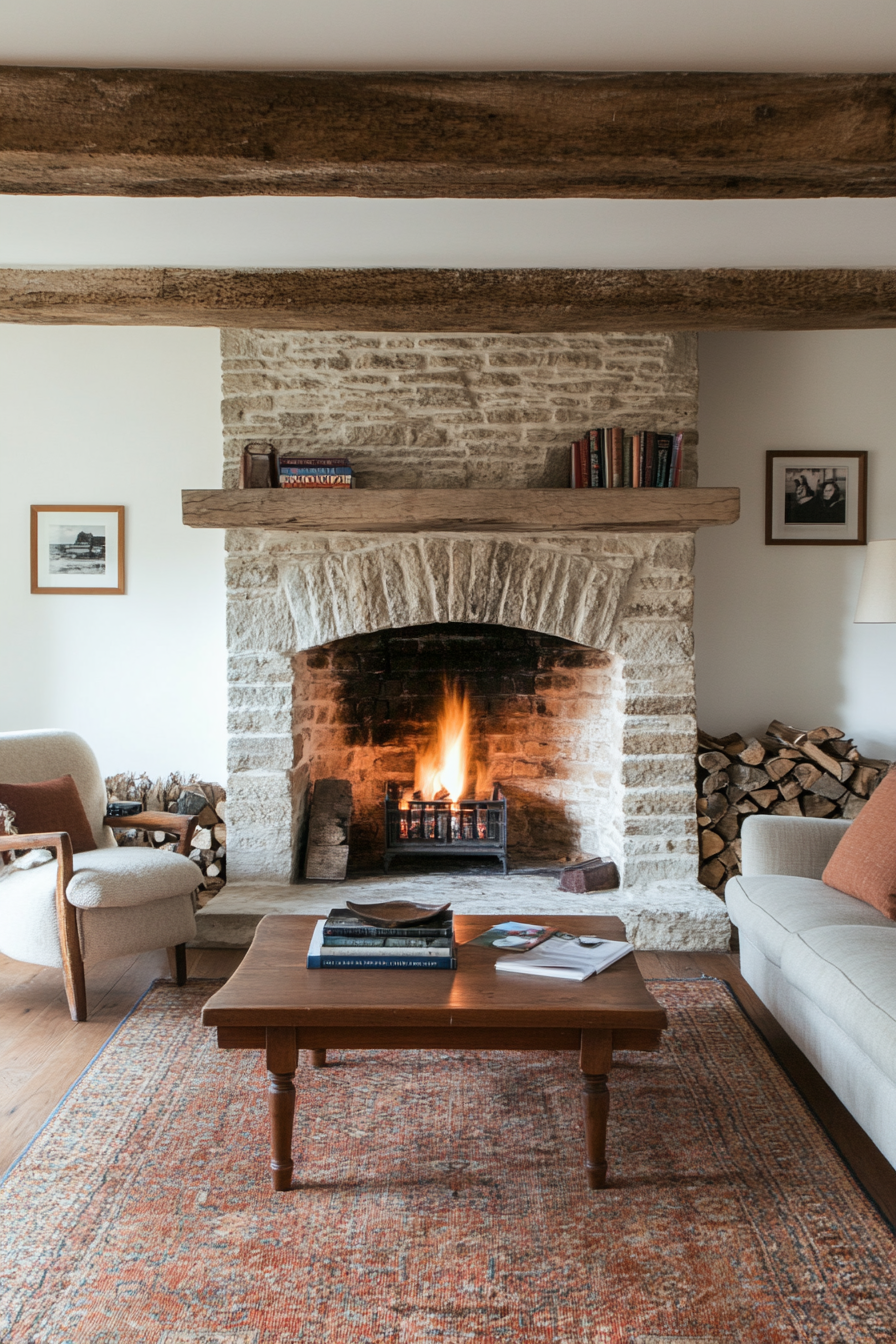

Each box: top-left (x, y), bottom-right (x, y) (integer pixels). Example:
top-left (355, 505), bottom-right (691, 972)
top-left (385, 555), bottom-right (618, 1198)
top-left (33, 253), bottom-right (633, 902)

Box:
top-left (2, 0), bottom-right (895, 271)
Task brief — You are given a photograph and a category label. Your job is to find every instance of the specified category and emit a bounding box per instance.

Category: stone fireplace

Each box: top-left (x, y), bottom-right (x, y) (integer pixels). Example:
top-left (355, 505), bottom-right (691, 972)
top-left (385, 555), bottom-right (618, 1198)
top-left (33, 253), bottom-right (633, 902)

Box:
top-left (221, 332), bottom-right (707, 866)
top-left (197, 326), bottom-right (729, 949)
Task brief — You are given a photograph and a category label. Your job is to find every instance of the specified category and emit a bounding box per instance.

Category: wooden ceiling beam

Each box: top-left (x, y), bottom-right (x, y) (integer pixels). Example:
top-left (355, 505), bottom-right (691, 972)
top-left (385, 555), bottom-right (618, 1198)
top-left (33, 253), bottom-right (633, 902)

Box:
top-left (1, 68), bottom-right (895, 199)
top-left (1, 267), bottom-right (895, 331)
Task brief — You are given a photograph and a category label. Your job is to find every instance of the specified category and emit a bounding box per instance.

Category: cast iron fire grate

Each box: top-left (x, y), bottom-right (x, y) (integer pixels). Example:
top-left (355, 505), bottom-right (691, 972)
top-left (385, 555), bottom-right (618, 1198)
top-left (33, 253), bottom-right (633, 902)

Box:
top-left (383, 786), bottom-right (507, 875)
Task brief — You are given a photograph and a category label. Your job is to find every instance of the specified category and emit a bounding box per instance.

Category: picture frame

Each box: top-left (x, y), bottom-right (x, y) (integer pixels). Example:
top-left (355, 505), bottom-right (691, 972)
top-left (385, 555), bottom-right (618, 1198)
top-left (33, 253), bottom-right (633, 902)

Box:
top-left (30, 505), bottom-right (125, 595)
top-left (765, 451), bottom-right (867, 546)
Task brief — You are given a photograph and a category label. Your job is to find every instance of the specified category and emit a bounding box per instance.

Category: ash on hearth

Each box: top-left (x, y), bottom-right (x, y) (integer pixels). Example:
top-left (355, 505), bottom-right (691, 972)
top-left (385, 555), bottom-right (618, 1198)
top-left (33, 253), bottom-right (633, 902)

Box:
top-left (697, 721), bottom-right (892, 897)
top-left (104, 772), bottom-right (227, 905)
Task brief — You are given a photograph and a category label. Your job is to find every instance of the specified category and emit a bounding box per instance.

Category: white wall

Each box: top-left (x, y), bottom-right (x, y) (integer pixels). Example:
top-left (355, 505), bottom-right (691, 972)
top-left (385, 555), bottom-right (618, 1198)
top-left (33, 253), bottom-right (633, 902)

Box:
top-left (0, 325), bottom-right (226, 783)
top-left (4, 324), bottom-right (896, 781)
top-left (695, 330), bottom-right (896, 759)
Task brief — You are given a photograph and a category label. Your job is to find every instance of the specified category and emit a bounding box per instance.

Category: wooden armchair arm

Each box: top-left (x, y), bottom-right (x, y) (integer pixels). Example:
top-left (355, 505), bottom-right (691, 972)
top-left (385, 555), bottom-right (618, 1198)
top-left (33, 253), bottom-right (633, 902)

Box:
top-left (103, 811), bottom-right (199, 856)
top-left (0, 830), bottom-right (72, 854)
top-left (0, 830), bottom-right (83, 1021)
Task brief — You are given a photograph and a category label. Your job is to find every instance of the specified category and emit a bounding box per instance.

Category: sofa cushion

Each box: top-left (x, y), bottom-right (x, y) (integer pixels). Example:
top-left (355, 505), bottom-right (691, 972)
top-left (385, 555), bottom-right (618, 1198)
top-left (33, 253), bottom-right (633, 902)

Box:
top-left (823, 769), bottom-right (896, 919)
top-left (741, 815), bottom-right (850, 880)
top-left (725, 873), bottom-right (893, 966)
top-left (781, 926), bottom-right (896, 1088)
top-left (0, 775), bottom-right (95, 854)
top-left (0, 845), bottom-right (200, 910)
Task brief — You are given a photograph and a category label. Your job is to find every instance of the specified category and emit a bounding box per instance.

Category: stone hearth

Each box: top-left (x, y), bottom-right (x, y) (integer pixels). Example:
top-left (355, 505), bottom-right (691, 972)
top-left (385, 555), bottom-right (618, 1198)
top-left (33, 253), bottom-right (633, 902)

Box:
top-left (195, 871), bottom-right (729, 951)
top-left (195, 327), bottom-right (731, 951)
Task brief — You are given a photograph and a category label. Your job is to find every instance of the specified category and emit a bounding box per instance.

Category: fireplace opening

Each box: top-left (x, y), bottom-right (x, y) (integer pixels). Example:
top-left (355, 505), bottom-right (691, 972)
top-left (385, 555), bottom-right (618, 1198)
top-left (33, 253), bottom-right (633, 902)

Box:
top-left (383, 683), bottom-right (509, 873)
top-left (293, 622), bottom-right (614, 873)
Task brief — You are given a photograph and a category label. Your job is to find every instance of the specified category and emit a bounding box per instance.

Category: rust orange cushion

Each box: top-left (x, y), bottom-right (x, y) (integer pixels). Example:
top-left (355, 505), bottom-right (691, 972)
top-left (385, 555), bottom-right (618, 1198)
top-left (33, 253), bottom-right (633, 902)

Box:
top-left (823, 770), bottom-right (896, 919)
top-left (0, 775), bottom-right (96, 854)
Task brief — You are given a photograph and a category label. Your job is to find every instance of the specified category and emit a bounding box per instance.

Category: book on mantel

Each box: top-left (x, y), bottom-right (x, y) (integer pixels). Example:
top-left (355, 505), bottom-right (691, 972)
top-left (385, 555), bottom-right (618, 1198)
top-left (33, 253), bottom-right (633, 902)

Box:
top-left (306, 910), bottom-right (457, 969)
top-left (278, 457), bottom-right (355, 489)
top-left (569, 428), bottom-right (683, 489)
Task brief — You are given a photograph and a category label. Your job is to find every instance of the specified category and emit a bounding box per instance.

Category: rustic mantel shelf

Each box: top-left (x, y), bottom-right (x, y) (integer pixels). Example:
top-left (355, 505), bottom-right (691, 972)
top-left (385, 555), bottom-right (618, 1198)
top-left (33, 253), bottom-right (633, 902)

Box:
top-left (181, 487), bottom-right (739, 534)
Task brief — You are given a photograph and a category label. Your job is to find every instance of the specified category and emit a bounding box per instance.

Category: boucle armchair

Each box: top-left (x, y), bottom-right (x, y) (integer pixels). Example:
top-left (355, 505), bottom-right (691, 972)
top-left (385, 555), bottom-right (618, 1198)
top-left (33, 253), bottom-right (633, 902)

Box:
top-left (0, 729), bottom-right (200, 1022)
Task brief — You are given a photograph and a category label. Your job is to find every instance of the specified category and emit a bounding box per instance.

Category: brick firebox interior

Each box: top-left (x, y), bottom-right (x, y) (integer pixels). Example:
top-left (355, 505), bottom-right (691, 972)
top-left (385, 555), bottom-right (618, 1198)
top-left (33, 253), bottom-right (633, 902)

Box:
top-left (295, 621), bottom-right (613, 870)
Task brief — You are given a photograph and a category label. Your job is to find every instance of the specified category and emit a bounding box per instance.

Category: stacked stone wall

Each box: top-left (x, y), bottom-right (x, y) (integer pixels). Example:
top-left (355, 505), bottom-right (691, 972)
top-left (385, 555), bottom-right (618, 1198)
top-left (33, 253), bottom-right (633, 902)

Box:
top-left (221, 330), bottom-right (698, 490)
top-left (221, 329), bottom-right (700, 888)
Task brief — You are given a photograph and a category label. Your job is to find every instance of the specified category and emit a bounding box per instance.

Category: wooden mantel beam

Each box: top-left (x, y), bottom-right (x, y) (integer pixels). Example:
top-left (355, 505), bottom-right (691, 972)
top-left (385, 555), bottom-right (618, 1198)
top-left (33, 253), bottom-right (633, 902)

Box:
top-left (182, 487), bottom-right (741, 534)
top-left (1, 68), bottom-right (895, 199)
top-left (2, 267), bottom-right (896, 331)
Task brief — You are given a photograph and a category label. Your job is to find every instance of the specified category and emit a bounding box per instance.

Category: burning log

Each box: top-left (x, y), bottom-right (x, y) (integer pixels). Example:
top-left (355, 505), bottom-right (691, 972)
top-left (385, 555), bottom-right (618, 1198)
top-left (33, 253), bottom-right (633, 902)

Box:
top-left (696, 721), bottom-right (892, 898)
top-left (382, 683), bottom-right (509, 873)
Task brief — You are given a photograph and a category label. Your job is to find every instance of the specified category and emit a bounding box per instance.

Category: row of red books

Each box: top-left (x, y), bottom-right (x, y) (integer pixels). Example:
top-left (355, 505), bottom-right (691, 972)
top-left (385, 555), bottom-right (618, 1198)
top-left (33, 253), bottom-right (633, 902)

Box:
top-left (570, 429), bottom-right (684, 488)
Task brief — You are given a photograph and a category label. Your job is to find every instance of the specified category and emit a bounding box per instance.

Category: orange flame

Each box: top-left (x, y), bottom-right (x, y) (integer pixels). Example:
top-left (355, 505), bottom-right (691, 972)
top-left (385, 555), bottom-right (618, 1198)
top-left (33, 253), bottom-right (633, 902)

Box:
top-left (414, 684), bottom-right (471, 803)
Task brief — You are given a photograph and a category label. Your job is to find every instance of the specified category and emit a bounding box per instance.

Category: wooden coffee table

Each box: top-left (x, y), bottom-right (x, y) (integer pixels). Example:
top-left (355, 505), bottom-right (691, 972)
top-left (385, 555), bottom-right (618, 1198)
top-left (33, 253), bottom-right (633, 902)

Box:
top-left (201, 914), bottom-right (668, 1191)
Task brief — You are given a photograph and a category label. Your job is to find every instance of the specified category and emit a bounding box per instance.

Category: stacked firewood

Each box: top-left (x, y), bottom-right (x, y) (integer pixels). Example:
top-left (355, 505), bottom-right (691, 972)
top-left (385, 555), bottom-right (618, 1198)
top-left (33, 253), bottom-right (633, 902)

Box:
top-left (105, 772), bottom-right (227, 904)
top-left (697, 720), bottom-right (891, 897)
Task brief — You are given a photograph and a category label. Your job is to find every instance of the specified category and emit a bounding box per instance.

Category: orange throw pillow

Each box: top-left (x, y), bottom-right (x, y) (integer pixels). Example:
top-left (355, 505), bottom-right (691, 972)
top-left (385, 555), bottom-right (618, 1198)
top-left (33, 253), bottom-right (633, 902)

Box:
top-left (0, 775), bottom-right (96, 854)
top-left (823, 769), bottom-right (896, 919)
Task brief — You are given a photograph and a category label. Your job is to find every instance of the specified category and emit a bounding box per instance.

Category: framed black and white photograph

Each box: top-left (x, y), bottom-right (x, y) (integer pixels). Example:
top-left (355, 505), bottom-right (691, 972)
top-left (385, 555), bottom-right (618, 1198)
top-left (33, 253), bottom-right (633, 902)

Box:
top-left (31, 505), bottom-right (125, 594)
top-left (765, 451), bottom-right (867, 546)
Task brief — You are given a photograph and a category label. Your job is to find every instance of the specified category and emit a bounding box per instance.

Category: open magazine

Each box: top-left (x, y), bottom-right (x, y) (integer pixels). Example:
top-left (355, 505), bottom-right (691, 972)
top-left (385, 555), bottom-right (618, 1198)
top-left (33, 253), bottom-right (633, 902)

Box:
top-left (465, 921), bottom-right (558, 951)
top-left (494, 932), bottom-right (633, 981)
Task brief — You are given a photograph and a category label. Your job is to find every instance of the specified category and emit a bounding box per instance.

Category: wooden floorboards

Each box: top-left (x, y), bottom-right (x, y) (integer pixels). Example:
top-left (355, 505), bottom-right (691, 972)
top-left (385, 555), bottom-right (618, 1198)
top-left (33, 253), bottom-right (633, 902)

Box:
top-left (0, 947), bottom-right (244, 1178)
top-left (1, 946), bottom-right (893, 1230)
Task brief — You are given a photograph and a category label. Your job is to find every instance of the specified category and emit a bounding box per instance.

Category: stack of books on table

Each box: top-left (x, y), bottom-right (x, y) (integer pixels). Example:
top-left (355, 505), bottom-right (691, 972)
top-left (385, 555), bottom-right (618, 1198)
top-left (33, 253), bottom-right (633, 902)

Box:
top-left (306, 909), bottom-right (457, 970)
top-left (278, 456), bottom-right (354, 489)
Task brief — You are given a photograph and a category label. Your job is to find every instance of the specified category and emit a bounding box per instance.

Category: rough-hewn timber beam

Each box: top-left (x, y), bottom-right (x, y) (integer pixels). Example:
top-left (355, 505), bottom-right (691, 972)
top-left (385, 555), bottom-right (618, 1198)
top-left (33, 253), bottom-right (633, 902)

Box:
top-left (1, 268), bottom-right (895, 331)
top-left (1, 69), bottom-right (895, 198)
top-left (182, 487), bottom-right (741, 534)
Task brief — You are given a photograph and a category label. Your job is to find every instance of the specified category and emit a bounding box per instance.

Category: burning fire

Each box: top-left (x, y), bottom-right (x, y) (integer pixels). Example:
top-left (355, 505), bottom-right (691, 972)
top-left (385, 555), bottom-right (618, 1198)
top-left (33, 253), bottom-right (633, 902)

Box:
top-left (414, 684), bottom-right (471, 803)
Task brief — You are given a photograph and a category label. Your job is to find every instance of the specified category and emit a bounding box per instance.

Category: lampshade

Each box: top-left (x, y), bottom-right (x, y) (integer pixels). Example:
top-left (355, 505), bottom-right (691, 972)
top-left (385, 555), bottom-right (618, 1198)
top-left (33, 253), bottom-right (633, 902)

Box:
top-left (855, 540), bottom-right (896, 623)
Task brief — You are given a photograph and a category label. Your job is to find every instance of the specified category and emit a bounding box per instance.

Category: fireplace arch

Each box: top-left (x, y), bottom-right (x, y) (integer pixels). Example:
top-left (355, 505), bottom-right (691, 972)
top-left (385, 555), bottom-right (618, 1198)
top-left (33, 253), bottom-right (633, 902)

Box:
top-left (275, 537), bottom-right (637, 652)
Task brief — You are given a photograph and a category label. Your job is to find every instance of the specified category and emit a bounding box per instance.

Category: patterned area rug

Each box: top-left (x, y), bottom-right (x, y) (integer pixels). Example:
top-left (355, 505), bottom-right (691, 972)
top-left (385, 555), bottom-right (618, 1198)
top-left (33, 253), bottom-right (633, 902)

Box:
top-left (1, 979), bottom-right (894, 1343)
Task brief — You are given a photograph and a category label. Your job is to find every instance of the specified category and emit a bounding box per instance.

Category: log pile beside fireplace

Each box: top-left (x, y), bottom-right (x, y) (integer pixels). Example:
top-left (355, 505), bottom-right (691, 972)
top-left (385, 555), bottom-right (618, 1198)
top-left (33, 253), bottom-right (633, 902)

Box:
top-left (696, 719), bottom-right (891, 896)
top-left (105, 772), bottom-right (227, 903)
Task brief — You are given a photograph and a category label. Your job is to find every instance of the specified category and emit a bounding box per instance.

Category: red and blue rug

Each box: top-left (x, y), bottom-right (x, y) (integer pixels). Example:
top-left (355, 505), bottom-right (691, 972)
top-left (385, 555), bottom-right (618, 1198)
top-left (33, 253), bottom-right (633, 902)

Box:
top-left (1, 978), bottom-right (894, 1342)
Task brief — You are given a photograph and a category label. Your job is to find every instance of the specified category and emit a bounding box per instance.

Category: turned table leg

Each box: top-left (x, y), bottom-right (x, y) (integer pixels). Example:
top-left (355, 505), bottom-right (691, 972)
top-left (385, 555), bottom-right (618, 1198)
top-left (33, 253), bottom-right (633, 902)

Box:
top-left (580, 1029), bottom-right (613, 1190)
top-left (266, 1026), bottom-right (298, 1192)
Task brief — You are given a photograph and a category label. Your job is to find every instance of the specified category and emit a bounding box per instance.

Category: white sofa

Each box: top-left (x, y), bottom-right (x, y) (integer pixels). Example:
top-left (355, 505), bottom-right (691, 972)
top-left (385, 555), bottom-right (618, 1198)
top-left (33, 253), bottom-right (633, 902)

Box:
top-left (726, 814), bottom-right (896, 1171)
